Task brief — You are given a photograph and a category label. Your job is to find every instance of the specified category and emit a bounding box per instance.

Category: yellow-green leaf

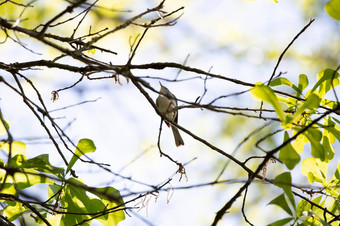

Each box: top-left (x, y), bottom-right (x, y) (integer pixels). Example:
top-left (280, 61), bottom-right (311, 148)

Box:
top-left (298, 74), bottom-right (309, 95)
top-left (66, 138), bottom-right (96, 174)
top-left (250, 83), bottom-right (286, 122)
top-left (0, 119), bottom-right (9, 135)
top-left (0, 141), bottom-right (26, 155)
top-left (301, 157), bottom-right (328, 183)
top-left (279, 132), bottom-right (300, 170)
top-left (291, 93), bottom-right (320, 124)
top-left (325, 0), bottom-right (340, 20)
top-left (292, 134), bottom-right (308, 154)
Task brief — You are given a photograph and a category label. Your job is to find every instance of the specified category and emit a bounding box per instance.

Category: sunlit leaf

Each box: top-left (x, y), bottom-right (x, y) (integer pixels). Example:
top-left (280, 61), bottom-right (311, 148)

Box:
top-left (0, 119), bottom-right (9, 135)
top-left (267, 217), bottom-right (294, 226)
top-left (291, 94), bottom-right (320, 124)
top-left (322, 135), bottom-right (334, 162)
top-left (279, 132), bottom-right (300, 170)
top-left (334, 159), bottom-right (340, 180)
top-left (268, 193), bottom-right (293, 215)
top-left (292, 134), bottom-right (308, 154)
top-left (95, 187), bottom-right (126, 225)
top-left (0, 182), bottom-right (17, 195)
top-left (0, 141), bottom-right (26, 155)
top-left (66, 138), bottom-right (96, 174)
top-left (14, 168), bottom-right (54, 189)
top-left (48, 184), bottom-right (62, 204)
top-left (318, 117), bottom-right (340, 143)
top-left (269, 77), bottom-right (300, 94)
top-left (301, 157), bottom-right (328, 183)
top-left (18, 154), bottom-right (64, 178)
top-left (61, 178), bottom-right (92, 225)
top-left (310, 68), bottom-right (340, 98)
top-left (303, 127), bottom-right (325, 160)
top-left (298, 74), bottom-right (309, 96)
top-left (273, 172), bottom-right (295, 208)
top-left (325, 0), bottom-right (340, 20)
top-left (250, 83), bottom-right (286, 122)
top-left (3, 202), bottom-right (28, 221)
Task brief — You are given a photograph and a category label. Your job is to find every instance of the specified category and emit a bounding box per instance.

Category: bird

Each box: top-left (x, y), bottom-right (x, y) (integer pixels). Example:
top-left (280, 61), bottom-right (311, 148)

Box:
top-left (156, 82), bottom-right (184, 147)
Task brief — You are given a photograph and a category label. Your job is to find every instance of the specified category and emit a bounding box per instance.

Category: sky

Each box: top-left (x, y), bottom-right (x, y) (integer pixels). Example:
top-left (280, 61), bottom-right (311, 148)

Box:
top-left (0, 0), bottom-right (339, 225)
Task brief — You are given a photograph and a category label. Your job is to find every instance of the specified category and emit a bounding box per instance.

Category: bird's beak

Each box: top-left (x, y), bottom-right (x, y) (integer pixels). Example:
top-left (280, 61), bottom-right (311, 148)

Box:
top-left (159, 81), bottom-right (162, 87)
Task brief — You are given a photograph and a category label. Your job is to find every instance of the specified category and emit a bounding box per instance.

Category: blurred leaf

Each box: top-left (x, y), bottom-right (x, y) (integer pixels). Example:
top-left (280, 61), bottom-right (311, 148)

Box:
top-left (322, 135), bottom-right (334, 162)
top-left (250, 83), bottom-right (286, 122)
top-left (0, 119), bottom-right (9, 135)
top-left (268, 193), bottom-right (293, 215)
top-left (310, 68), bottom-right (339, 98)
top-left (14, 169), bottom-right (54, 189)
top-left (60, 178), bottom-right (124, 226)
top-left (269, 77), bottom-right (300, 94)
top-left (334, 159), bottom-right (340, 180)
top-left (95, 187), bottom-right (126, 225)
top-left (61, 178), bottom-right (94, 225)
top-left (301, 157), bottom-right (328, 183)
top-left (303, 127), bottom-right (325, 160)
top-left (291, 93), bottom-right (320, 124)
top-left (279, 132), bottom-right (300, 170)
top-left (18, 154), bottom-right (64, 178)
top-left (0, 141), bottom-right (26, 155)
top-left (8, 155), bottom-right (55, 189)
top-left (0, 182), bottom-right (17, 195)
top-left (298, 74), bottom-right (309, 96)
top-left (296, 199), bottom-right (310, 217)
top-left (318, 117), bottom-right (340, 143)
top-left (273, 172), bottom-right (295, 208)
top-left (3, 202), bottom-right (28, 221)
top-left (48, 184), bottom-right (62, 204)
top-left (66, 138), bottom-right (96, 174)
top-left (292, 134), bottom-right (308, 154)
top-left (267, 217), bottom-right (294, 226)
top-left (325, 0), bottom-right (340, 20)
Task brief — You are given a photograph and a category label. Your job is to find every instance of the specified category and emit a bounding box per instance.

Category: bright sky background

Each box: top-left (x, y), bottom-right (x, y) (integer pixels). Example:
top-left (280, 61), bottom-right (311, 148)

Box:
top-left (0, 0), bottom-right (339, 225)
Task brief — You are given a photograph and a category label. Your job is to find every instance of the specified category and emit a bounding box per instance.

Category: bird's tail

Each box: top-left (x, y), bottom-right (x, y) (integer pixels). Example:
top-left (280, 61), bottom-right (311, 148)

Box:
top-left (171, 125), bottom-right (184, 147)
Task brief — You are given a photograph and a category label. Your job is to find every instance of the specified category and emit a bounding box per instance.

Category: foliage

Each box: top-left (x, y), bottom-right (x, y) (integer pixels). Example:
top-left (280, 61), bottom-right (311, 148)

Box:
top-left (0, 136), bottom-right (125, 225)
top-left (0, 0), bottom-right (339, 226)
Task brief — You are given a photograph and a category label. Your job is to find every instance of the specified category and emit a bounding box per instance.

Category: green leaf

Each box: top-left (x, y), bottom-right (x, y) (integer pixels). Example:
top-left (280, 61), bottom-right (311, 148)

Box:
top-left (19, 154), bottom-right (64, 178)
top-left (334, 159), bottom-right (340, 180)
top-left (322, 135), bottom-right (334, 162)
top-left (250, 83), bottom-right (286, 122)
top-left (298, 74), bottom-right (309, 95)
top-left (61, 178), bottom-right (94, 225)
top-left (94, 187), bottom-right (126, 225)
top-left (8, 155), bottom-right (55, 189)
top-left (48, 184), bottom-right (62, 204)
top-left (325, 0), bottom-right (340, 20)
top-left (268, 193), bottom-right (293, 215)
top-left (291, 94), bottom-right (320, 124)
top-left (267, 217), bottom-right (294, 226)
top-left (279, 132), bottom-right (300, 170)
top-left (303, 127), bottom-right (325, 160)
top-left (66, 138), bottom-right (96, 174)
top-left (301, 157), bottom-right (328, 183)
top-left (60, 178), bottom-right (125, 226)
top-left (3, 202), bottom-right (29, 221)
top-left (292, 134), bottom-right (308, 154)
top-left (269, 77), bottom-right (300, 95)
top-left (273, 172), bottom-right (295, 208)
top-left (310, 68), bottom-right (340, 98)
top-left (318, 118), bottom-right (340, 143)
top-left (0, 141), bottom-right (26, 155)
top-left (0, 119), bottom-right (10, 135)
top-left (296, 199), bottom-right (310, 217)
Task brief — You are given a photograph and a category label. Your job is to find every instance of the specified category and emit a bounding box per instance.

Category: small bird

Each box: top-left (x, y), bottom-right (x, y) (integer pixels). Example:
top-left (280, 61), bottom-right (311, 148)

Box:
top-left (156, 82), bottom-right (184, 147)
